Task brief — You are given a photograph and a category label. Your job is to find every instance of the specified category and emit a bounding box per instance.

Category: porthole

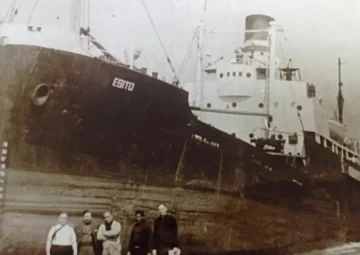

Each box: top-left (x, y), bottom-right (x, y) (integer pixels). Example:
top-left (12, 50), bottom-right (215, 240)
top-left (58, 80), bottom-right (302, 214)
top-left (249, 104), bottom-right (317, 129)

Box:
top-left (246, 73), bottom-right (251, 78)
top-left (206, 103), bottom-right (211, 108)
top-left (258, 103), bottom-right (264, 108)
top-left (297, 105), bottom-right (303, 111)
top-left (31, 83), bottom-right (50, 106)
top-left (232, 102), bottom-right (237, 108)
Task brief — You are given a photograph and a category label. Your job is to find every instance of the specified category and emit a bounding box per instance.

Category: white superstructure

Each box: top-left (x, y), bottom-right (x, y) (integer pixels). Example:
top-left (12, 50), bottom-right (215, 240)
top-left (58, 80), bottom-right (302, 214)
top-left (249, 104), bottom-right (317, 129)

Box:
top-left (183, 14), bottom-right (353, 160)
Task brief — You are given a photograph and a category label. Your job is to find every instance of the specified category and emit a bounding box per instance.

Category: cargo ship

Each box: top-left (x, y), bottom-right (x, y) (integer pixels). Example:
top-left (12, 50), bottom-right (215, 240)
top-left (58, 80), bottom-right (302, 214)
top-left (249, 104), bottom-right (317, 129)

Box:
top-left (0, 1), bottom-right (360, 255)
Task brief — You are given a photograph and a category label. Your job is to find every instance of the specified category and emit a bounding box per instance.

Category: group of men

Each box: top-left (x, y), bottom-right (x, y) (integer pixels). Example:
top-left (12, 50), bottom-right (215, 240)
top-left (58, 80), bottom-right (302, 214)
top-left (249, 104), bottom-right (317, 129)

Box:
top-left (46, 204), bottom-right (180, 255)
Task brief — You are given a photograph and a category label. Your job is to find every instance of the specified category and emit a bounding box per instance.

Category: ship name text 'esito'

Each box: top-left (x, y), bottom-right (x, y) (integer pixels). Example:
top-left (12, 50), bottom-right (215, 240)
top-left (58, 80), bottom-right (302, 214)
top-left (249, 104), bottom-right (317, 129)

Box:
top-left (112, 77), bottom-right (135, 91)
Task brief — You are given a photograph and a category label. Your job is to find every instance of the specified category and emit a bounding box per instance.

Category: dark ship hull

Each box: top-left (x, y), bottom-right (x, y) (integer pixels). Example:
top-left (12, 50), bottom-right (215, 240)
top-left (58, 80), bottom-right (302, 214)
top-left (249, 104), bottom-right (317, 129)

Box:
top-left (0, 44), bottom-right (360, 255)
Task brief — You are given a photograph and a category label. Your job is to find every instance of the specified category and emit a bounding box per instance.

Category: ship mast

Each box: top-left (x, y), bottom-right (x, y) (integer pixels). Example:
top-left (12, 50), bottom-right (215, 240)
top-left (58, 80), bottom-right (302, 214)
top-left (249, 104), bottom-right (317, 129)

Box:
top-left (194, 0), bottom-right (207, 120)
top-left (264, 21), bottom-right (277, 138)
top-left (337, 57), bottom-right (344, 124)
top-left (70, 0), bottom-right (81, 32)
top-left (196, 20), bottom-right (205, 109)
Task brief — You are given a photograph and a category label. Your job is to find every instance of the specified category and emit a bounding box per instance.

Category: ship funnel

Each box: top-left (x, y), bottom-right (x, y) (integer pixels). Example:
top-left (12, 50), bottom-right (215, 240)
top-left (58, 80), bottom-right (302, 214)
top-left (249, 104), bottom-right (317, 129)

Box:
top-left (244, 14), bottom-right (274, 53)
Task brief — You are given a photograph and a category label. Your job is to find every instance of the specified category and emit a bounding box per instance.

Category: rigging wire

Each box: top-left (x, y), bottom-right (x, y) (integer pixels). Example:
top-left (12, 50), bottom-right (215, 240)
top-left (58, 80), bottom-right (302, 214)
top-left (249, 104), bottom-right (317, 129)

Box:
top-left (71, 0), bottom-right (82, 32)
top-left (179, 43), bottom-right (198, 83)
top-left (7, 4), bottom-right (19, 23)
top-left (140, 0), bottom-right (179, 84)
top-left (177, 29), bottom-right (197, 77)
top-left (87, 0), bottom-right (90, 30)
top-left (2, 0), bottom-right (35, 24)
top-left (80, 0), bottom-right (83, 31)
top-left (79, 0), bottom-right (81, 30)
top-left (87, 0), bottom-right (91, 49)
top-left (1, 0), bottom-right (18, 23)
top-left (27, 0), bottom-right (40, 24)
top-left (15, 0), bottom-right (26, 17)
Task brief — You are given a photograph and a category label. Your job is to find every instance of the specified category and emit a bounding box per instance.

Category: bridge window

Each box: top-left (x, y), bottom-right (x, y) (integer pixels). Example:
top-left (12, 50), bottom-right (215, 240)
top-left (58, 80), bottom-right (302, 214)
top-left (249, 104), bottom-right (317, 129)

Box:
top-left (307, 83), bottom-right (316, 98)
top-left (233, 72), bottom-right (236, 77)
top-left (238, 72), bottom-right (242, 76)
top-left (220, 73), bottom-right (223, 78)
top-left (227, 72), bottom-right (230, 77)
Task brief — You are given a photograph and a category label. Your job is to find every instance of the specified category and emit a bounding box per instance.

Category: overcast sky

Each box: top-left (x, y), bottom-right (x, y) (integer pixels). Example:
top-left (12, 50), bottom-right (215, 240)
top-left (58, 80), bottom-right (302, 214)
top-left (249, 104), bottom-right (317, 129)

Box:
top-left (2, 0), bottom-right (360, 136)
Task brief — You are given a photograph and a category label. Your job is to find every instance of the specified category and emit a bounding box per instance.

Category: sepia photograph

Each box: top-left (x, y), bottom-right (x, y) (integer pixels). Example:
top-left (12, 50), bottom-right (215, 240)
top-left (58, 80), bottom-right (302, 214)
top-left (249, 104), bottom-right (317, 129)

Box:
top-left (0, 0), bottom-right (360, 254)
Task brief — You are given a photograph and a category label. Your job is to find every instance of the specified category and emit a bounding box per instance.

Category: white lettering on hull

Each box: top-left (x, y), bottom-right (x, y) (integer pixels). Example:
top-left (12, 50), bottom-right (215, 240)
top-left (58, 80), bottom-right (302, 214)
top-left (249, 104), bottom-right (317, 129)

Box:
top-left (112, 77), bottom-right (135, 91)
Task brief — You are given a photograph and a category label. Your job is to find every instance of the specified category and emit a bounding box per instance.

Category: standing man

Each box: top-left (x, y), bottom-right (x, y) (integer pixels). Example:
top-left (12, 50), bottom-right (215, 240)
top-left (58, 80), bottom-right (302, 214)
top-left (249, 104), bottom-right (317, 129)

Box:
top-left (97, 211), bottom-right (122, 255)
top-left (152, 204), bottom-right (180, 255)
top-left (127, 210), bottom-right (152, 255)
top-left (74, 210), bottom-right (100, 255)
top-left (46, 212), bottom-right (78, 255)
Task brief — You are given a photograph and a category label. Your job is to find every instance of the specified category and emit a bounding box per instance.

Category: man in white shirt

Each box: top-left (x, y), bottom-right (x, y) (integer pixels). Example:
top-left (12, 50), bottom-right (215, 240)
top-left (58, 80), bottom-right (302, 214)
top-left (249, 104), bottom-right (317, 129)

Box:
top-left (97, 211), bottom-right (121, 255)
top-left (46, 212), bottom-right (78, 255)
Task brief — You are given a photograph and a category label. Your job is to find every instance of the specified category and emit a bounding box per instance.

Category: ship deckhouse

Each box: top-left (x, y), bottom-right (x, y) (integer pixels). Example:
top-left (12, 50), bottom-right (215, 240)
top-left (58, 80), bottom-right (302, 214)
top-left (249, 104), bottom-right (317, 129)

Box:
top-left (183, 14), bottom-right (359, 166)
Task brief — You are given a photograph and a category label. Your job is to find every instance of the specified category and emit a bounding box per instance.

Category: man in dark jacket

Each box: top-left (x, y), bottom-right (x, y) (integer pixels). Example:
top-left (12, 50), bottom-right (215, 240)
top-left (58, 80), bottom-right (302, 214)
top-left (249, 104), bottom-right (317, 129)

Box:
top-left (127, 210), bottom-right (152, 255)
top-left (74, 210), bottom-right (101, 255)
top-left (152, 204), bottom-right (180, 255)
